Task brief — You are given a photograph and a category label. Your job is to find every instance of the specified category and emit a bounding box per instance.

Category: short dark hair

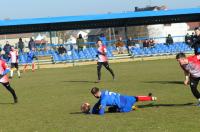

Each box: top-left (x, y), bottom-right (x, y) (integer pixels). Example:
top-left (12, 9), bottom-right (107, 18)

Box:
top-left (96, 39), bottom-right (102, 43)
top-left (194, 27), bottom-right (200, 31)
top-left (91, 87), bottom-right (99, 94)
top-left (176, 53), bottom-right (186, 59)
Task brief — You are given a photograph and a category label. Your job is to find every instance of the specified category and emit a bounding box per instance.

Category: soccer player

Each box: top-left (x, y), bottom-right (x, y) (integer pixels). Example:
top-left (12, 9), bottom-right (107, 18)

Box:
top-left (0, 57), bottom-right (18, 103)
top-left (9, 47), bottom-right (20, 78)
top-left (82, 87), bottom-right (157, 115)
top-left (23, 48), bottom-right (37, 72)
top-left (96, 40), bottom-right (115, 83)
top-left (176, 53), bottom-right (200, 106)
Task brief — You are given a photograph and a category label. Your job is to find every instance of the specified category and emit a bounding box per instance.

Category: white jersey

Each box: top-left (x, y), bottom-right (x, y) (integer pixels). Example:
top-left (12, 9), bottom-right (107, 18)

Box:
top-left (9, 51), bottom-right (18, 63)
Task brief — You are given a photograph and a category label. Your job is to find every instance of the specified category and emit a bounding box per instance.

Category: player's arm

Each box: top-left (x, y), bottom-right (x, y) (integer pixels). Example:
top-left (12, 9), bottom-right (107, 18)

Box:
top-left (182, 67), bottom-right (190, 85)
top-left (0, 61), bottom-right (10, 78)
top-left (197, 55), bottom-right (200, 60)
top-left (3, 65), bottom-right (10, 75)
top-left (97, 47), bottom-right (107, 56)
top-left (98, 99), bottom-right (106, 115)
top-left (91, 100), bottom-right (101, 114)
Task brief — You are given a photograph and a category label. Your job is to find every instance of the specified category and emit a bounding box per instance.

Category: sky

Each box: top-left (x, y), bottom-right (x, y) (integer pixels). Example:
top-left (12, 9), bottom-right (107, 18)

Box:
top-left (0, 0), bottom-right (200, 19)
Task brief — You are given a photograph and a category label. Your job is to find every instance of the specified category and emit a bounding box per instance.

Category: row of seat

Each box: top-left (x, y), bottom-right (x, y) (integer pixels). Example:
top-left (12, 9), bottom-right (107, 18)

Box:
top-left (3, 42), bottom-right (193, 64)
top-left (131, 42), bottom-right (192, 57)
top-left (52, 48), bottom-right (114, 63)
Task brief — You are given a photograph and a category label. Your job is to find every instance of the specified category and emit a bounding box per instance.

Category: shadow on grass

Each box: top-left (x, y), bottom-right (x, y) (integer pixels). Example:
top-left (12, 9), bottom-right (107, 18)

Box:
top-left (70, 111), bottom-right (114, 115)
top-left (70, 112), bottom-right (83, 114)
top-left (70, 103), bottom-right (195, 115)
top-left (143, 81), bottom-right (183, 85)
top-left (63, 80), bottom-right (96, 84)
top-left (0, 102), bottom-right (15, 105)
top-left (138, 102), bottom-right (195, 108)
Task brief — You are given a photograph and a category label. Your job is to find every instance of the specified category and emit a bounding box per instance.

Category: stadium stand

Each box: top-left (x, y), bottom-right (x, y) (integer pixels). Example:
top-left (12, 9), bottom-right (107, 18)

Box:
top-left (12, 42), bottom-right (192, 64)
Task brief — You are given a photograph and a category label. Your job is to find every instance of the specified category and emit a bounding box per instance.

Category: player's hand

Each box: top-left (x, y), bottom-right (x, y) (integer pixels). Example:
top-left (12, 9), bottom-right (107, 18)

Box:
top-left (184, 79), bottom-right (189, 86)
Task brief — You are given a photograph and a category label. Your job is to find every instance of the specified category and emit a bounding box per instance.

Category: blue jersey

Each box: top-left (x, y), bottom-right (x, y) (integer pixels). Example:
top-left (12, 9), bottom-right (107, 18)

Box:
top-left (27, 51), bottom-right (36, 63)
top-left (92, 90), bottom-right (136, 115)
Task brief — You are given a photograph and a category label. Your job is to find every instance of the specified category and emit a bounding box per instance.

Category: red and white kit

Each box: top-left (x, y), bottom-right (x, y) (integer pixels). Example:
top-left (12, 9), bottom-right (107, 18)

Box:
top-left (181, 55), bottom-right (200, 78)
top-left (0, 60), bottom-right (9, 83)
top-left (97, 45), bottom-right (108, 62)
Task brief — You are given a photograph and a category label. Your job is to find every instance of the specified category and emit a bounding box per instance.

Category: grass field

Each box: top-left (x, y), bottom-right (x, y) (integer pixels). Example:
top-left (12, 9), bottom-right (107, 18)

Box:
top-left (0, 59), bottom-right (200, 132)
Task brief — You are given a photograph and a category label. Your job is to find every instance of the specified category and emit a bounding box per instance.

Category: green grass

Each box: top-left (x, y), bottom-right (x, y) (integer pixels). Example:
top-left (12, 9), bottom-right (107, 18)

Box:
top-left (0, 59), bottom-right (200, 132)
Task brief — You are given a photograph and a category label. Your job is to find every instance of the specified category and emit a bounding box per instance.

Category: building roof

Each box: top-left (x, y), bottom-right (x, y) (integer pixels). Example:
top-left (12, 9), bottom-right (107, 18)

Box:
top-left (0, 8), bottom-right (200, 34)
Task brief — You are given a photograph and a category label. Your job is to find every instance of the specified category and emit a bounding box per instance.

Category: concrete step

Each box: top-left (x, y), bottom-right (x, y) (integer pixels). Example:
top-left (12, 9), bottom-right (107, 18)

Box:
top-left (112, 56), bottom-right (132, 59)
top-left (113, 53), bottom-right (130, 57)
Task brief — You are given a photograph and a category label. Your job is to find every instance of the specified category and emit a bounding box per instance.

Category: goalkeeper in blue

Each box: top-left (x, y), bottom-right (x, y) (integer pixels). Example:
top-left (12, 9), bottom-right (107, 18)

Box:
top-left (81, 87), bottom-right (157, 115)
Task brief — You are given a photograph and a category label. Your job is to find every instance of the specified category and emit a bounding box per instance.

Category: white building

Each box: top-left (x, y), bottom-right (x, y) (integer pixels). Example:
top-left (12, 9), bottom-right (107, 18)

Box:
top-left (147, 23), bottom-right (189, 43)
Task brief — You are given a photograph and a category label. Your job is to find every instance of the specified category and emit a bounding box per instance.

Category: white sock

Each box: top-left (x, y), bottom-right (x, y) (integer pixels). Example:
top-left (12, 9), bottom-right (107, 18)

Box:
top-left (198, 98), bottom-right (200, 102)
top-left (17, 70), bottom-right (20, 77)
top-left (10, 70), bottom-right (13, 77)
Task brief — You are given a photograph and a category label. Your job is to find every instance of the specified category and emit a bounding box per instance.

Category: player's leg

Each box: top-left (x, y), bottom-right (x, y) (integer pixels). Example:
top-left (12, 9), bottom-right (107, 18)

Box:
top-left (15, 63), bottom-right (21, 78)
top-left (108, 106), bottom-right (119, 113)
top-left (189, 77), bottom-right (200, 105)
top-left (97, 62), bottom-right (103, 82)
top-left (32, 62), bottom-right (35, 72)
top-left (10, 63), bottom-right (15, 78)
top-left (135, 93), bottom-right (157, 102)
top-left (23, 64), bottom-right (28, 72)
top-left (103, 62), bottom-right (115, 80)
top-left (1, 82), bottom-right (18, 103)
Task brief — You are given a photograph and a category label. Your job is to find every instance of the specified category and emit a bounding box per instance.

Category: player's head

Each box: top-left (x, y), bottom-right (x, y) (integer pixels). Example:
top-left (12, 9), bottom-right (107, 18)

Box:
top-left (96, 40), bottom-right (103, 47)
top-left (31, 48), bottom-right (35, 51)
top-left (176, 53), bottom-right (188, 65)
top-left (11, 46), bottom-right (15, 51)
top-left (91, 87), bottom-right (101, 98)
top-left (194, 27), bottom-right (200, 36)
top-left (80, 102), bottom-right (90, 113)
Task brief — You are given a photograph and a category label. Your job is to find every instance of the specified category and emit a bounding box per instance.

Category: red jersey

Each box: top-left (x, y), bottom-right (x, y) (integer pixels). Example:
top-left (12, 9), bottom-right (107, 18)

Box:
top-left (97, 45), bottom-right (108, 62)
top-left (181, 55), bottom-right (200, 78)
top-left (0, 60), bottom-right (9, 83)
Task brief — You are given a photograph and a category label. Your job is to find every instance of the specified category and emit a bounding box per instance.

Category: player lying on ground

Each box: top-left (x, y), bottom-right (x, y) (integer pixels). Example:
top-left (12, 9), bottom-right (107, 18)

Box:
top-left (81, 87), bottom-right (157, 115)
top-left (0, 57), bottom-right (18, 103)
top-left (23, 48), bottom-right (37, 72)
top-left (176, 53), bottom-right (200, 106)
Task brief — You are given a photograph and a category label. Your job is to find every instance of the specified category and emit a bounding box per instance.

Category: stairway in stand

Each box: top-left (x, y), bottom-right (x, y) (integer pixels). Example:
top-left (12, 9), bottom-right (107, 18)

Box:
top-left (112, 51), bottom-right (132, 59)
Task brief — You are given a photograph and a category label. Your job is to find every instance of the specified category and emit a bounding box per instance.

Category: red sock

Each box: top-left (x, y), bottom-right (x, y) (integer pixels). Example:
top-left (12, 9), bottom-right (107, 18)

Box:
top-left (32, 64), bottom-right (35, 71)
top-left (23, 65), bottom-right (28, 71)
top-left (136, 96), bottom-right (152, 101)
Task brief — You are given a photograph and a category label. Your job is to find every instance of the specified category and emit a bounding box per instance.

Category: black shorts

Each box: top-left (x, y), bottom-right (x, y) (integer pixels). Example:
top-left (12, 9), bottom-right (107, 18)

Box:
top-left (97, 62), bottom-right (109, 67)
top-left (11, 63), bottom-right (19, 69)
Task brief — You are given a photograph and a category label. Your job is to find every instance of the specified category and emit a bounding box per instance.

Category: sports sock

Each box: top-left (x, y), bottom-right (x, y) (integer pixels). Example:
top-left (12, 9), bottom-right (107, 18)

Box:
top-left (10, 70), bottom-right (13, 77)
top-left (17, 70), bottom-right (20, 77)
top-left (23, 65), bottom-right (28, 72)
top-left (32, 63), bottom-right (35, 71)
top-left (136, 96), bottom-right (152, 101)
